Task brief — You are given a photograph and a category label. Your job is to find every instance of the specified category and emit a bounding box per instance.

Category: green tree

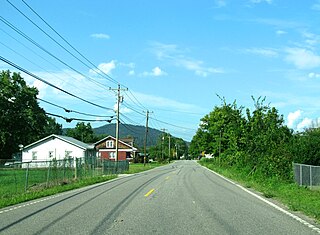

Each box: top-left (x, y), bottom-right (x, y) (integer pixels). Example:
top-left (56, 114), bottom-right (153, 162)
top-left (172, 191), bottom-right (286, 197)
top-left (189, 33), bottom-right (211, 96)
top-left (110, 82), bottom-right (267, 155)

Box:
top-left (66, 122), bottom-right (97, 143)
top-left (290, 128), bottom-right (320, 166)
top-left (189, 98), bottom-right (245, 160)
top-left (243, 97), bottom-right (293, 178)
top-left (43, 117), bottom-right (63, 136)
top-left (0, 70), bottom-right (48, 159)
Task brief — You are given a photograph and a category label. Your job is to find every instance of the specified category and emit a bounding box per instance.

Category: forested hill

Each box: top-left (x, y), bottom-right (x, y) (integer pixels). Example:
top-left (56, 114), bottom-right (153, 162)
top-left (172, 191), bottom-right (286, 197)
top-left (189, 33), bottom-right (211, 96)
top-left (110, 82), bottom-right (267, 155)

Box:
top-left (93, 124), bottom-right (163, 148)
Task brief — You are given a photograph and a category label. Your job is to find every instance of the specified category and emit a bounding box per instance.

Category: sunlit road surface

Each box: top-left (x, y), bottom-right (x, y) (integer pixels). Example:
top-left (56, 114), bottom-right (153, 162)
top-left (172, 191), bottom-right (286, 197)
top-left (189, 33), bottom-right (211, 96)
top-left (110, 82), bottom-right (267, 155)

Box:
top-left (0, 160), bottom-right (319, 235)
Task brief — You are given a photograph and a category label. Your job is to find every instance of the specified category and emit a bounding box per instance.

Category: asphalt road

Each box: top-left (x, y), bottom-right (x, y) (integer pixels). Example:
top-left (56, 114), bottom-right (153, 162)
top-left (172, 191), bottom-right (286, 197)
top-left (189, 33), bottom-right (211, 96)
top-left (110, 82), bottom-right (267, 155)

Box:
top-left (0, 160), bottom-right (319, 235)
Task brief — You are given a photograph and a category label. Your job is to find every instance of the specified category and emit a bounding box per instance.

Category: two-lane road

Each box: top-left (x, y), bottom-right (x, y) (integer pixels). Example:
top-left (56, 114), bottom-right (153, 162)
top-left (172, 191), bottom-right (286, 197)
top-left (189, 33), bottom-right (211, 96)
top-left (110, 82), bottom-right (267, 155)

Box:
top-left (0, 160), bottom-right (319, 234)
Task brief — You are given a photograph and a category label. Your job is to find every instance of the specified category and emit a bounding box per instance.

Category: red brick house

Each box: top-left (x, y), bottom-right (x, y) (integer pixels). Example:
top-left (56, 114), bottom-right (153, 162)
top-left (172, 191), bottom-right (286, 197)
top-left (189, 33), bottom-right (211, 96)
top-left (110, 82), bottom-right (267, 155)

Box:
top-left (95, 136), bottom-right (138, 161)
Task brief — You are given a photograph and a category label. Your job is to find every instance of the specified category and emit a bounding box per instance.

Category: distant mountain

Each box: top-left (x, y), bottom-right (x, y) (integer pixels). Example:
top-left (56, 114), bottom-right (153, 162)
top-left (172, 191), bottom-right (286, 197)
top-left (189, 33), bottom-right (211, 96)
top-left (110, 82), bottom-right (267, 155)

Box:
top-left (93, 123), bottom-right (163, 149)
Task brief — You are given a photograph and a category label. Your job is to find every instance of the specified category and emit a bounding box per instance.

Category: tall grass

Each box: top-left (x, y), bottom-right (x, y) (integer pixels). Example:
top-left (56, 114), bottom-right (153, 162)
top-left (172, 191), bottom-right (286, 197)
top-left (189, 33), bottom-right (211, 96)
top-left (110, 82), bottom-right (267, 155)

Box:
top-left (199, 159), bottom-right (320, 223)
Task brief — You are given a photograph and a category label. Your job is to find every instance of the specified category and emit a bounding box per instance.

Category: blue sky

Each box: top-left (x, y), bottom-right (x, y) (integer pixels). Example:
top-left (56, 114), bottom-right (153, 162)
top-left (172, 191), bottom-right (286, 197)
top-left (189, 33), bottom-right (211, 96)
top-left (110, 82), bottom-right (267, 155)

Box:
top-left (2, 0), bottom-right (320, 141)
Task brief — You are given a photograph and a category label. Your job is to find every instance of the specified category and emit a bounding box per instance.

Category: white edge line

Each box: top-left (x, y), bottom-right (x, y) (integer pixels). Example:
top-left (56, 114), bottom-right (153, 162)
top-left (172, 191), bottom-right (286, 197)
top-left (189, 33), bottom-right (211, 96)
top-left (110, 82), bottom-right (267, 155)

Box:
top-left (200, 164), bottom-right (320, 234)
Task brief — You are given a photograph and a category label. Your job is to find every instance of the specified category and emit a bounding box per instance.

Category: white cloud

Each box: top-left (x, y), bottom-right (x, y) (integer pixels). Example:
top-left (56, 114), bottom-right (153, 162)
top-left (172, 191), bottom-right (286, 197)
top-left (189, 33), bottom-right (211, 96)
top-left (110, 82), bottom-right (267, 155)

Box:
top-left (243, 48), bottom-right (278, 57)
top-left (129, 91), bottom-right (201, 111)
top-left (141, 66), bottom-right (167, 77)
top-left (297, 117), bottom-right (313, 130)
top-left (312, 0), bottom-right (320, 11)
top-left (151, 42), bottom-right (224, 77)
top-left (214, 0), bottom-right (227, 8)
top-left (90, 60), bottom-right (116, 75)
top-left (250, 0), bottom-right (272, 4)
top-left (276, 30), bottom-right (287, 35)
top-left (287, 110), bottom-right (301, 129)
top-left (90, 33), bottom-right (110, 39)
top-left (285, 48), bottom-right (320, 69)
top-left (308, 72), bottom-right (320, 79)
top-left (128, 70), bottom-right (135, 76)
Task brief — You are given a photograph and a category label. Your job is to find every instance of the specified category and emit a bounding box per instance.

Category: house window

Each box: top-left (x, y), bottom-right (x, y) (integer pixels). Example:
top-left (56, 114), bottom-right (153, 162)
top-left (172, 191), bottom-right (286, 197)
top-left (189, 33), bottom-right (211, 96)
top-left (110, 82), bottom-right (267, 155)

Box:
top-left (106, 140), bottom-right (114, 148)
top-left (32, 151), bottom-right (37, 160)
top-left (109, 152), bottom-right (115, 159)
top-left (49, 151), bottom-right (54, 158)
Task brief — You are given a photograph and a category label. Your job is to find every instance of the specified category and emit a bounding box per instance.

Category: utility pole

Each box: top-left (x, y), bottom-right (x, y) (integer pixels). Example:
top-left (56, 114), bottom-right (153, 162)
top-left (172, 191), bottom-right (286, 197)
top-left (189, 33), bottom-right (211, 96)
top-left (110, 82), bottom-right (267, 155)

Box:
top-left (168, 134), bottom-right (171, 163)
top-left (161, 128), bottom-right (167, 161)
top-left (110, 84), bottom-right (127, 162)
top-left (143, 110), bottom-right (152, 166)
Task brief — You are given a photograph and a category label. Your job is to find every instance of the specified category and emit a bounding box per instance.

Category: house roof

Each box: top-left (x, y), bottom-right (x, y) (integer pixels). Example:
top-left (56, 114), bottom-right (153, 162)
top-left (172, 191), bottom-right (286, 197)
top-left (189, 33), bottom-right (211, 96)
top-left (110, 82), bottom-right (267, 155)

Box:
top-left (23, 134), bottom-right (94, 150)
top-left (94, 135), bottom-right (137, 151)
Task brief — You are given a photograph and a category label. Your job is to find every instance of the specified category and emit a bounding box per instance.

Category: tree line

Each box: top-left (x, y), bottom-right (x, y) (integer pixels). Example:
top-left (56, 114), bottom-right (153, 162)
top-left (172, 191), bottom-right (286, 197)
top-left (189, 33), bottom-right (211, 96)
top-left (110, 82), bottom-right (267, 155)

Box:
top-left (189, 96), bottom-right (320, 180)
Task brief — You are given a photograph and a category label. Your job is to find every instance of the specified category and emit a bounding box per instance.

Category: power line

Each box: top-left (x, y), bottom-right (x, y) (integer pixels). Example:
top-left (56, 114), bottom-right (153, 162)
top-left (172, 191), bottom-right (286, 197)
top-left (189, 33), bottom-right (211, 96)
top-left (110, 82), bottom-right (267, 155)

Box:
top-left (0, 27), bottom-right (109, 100)
top-left (20, 0), bottom-right (119, 85)
top-left (46, 112), bottom-right (113, 123)
top-left (0, 55), bottom-right (113, 111)
top-left (38, 98), bottom-right (114, 118)
top-left (0, 16), bottom-right (108, 90)
top-left (149, 116), bottom-right (197, 131)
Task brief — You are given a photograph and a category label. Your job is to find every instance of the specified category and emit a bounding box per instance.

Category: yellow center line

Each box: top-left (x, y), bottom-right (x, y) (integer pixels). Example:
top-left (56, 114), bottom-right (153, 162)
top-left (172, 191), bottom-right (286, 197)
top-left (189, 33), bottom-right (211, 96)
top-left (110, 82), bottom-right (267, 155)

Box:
top-left (165, 176), bottom-right (170, 180)
top-left (144, 189), bottom-right (155, 197)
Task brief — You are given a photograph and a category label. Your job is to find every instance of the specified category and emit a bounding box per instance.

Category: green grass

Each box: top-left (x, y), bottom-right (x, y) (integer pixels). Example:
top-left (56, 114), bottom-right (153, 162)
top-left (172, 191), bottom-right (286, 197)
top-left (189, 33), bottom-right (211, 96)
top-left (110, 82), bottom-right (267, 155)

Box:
top-left (0, 174), bottom-right (117, 209)
top-left (0, 162), bottom-right (166, 209)
top-left (124, 162), bottom-right (167, 174)
top-left (199, 160), bottom-right (320, 223)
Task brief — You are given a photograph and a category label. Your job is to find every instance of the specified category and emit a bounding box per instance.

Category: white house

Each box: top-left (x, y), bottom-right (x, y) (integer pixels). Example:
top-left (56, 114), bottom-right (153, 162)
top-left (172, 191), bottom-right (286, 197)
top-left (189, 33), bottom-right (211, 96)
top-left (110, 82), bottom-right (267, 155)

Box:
top-left (22, 134), bottom-right (95, 167)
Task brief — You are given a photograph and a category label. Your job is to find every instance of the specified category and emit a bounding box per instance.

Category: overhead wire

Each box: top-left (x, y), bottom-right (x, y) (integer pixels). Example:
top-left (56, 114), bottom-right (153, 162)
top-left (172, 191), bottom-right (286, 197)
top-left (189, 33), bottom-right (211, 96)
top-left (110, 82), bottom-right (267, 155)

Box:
top-left (19, 0), bottom-right (119, 85)
top-left (46, 112), bottom-right (113, 123)
top-left (0, 16), bottom-right (108, 90)
top-left (38, 98), bottom-right (114, 118)
top-left (0, 55), bottom-right (113, 111)
top-left (19, 0), bottom-right (151, 113)
top-left (2, 1), bottom-right (197, 140)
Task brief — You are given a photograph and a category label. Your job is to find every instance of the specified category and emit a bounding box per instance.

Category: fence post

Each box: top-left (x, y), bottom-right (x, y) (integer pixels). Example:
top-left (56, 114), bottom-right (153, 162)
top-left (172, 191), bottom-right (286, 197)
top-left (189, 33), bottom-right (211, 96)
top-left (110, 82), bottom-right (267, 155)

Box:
top-left (46, 161), bottom-right (51, 188)
top-left (310, 165), bottom-right (312, 188)
top-left (299, 164), bottom-right (302, 186)
top-left (25, 162), bottom-right (29, 192)
top-left (74, 158), bottom-right (77, 179)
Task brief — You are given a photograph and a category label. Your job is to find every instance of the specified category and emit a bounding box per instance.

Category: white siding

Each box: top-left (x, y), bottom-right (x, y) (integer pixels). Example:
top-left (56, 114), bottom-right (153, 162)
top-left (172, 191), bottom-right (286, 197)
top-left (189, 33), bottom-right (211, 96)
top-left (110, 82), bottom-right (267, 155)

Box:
top-left (22, 137), bottom-right (85, 163)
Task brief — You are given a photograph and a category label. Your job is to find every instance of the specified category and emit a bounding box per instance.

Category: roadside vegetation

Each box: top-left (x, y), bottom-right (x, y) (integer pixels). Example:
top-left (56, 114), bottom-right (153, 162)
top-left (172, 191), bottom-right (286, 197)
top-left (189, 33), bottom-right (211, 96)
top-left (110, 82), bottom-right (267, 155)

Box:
top-left (125, 162), bottom-right (167, 174)
top-left (190, 96), bottom-right (320, 223)
top-left (199, 159), bottom-right (320, 222)
top-left (0, 174), bottom-right (116, 209)
top-left (0, 162), bottom-right (166, 209)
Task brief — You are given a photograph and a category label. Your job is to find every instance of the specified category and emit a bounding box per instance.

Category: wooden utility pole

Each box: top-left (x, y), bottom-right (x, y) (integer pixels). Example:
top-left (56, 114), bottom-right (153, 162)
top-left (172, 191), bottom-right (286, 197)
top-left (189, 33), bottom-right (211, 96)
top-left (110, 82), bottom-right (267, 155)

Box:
top-left (143, 110), bottom-right (150, 166)
top-left (110, 84), bottom-right (127, 161)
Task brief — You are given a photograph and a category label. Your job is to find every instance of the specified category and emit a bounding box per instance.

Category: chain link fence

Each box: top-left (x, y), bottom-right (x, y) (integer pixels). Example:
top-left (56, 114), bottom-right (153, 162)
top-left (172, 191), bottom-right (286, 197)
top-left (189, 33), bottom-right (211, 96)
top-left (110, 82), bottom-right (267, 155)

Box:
top-left (293, 163), bottom-right (320, 187)
top-left (0, 158), bottom-right (129, 199)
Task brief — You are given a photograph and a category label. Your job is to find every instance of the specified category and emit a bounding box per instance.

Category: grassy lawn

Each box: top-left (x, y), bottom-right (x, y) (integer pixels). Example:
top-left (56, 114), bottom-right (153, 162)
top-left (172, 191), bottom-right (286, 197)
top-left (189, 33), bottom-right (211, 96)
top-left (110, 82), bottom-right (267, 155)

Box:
top-left (199, 160), bottom-right (320, 223)
top-left (125, 162), bottom-right (167, 174)
top-left (0, 162), bottom-right (166, 209)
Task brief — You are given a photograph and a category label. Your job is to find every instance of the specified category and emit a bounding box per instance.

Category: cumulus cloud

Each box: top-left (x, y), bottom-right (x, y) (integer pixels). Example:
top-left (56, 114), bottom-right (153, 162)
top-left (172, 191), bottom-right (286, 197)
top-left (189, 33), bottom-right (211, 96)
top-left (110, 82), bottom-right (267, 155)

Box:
top-left (141, 66), bottom-right (167, 77)
top-left (285, 48), bottom-right (320, 69)
top-left (90, 33), bottom-right (110, 39)
top-left (90, 60), bottom-right (116, 75)
top-left (297, 117), bottom-right (313, 130)
top-left (287, 110), bottom-right (301, 129)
